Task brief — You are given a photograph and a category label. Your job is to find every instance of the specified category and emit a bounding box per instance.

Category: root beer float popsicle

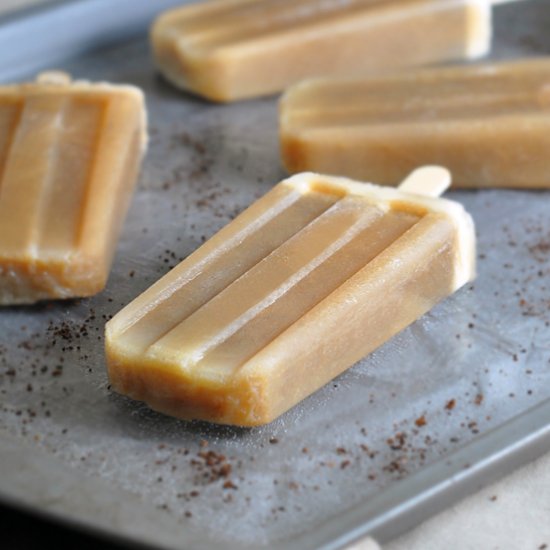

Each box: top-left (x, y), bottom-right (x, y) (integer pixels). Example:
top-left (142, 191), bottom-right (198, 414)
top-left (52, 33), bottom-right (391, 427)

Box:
top-left (280, 58), bottom-right (550, 188)
top-left (151, 0), bottom-right (493, 102)
top-left (106, 167), bottom-right (476, 426)
top-left (0, 72), bottom-right (147, 305)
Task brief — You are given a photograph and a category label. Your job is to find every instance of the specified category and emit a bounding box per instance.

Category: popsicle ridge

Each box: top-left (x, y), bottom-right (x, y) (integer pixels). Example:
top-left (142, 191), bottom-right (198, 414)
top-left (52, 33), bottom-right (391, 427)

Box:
top-left (0, 99), bottom-right (23, 195)
top-left (171, 0), bottom-right (440, 52)
top-left (36, 98), bottom-right (104, 255)
top-left (281, 77), bottom-right (550, 128)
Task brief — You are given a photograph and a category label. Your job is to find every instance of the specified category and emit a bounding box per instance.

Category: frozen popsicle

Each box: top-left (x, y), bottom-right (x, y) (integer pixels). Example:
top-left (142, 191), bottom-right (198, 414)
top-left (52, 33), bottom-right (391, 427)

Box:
top-left (0, 72), bottom-right (147, 305)
top-left (280, 58), bottom-right (550, 188)
top-left (105, 167), bottom-right (475, 427)
top-left (151, 0), bottom-right (492, 102)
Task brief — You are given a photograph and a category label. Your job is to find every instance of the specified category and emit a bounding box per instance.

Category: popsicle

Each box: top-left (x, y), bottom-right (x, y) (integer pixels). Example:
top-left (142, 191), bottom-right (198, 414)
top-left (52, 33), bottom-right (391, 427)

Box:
top-left (105, 167), bottom-right (476, 427)
top-left (0, 72), bottom-right (147, 305)
top-left (280, 58), bottom-right (550, 188)
top-left (151, 0), bottom-right (492, 102)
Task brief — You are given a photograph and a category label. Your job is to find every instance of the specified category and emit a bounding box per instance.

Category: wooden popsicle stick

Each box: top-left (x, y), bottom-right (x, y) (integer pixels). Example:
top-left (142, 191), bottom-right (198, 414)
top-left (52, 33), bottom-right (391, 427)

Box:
top-left (36, 71), bottom-right (72, 85)
top-left (398, 166), bottom-right (452, 198)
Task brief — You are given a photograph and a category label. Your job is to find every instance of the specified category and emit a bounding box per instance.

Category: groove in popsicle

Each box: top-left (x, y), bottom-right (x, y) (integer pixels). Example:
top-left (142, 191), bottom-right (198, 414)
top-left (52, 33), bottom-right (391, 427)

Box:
top-left (172, 0), bottom-right (370, 31)
top-left (194, 208), bottom-right (420, 376)
top-left (286, 90), bottom-right (550, 128)
top-left (285, 69), bottom-right (550, 109)
top-left (0, 99), bottom-right (24, 198)
top-left (117, 189), bottom-right (340, 352)
top-left (111, 186), bottom-right (320, 338)
top-left (29, 98), bottom-right (68, 257)
top-left (172, 0), bottom-right (388, 51)
top-left (146, 197), bottom-right (418, 369)
top-left (37, 98), bottom-right (105, 254)
top-left (70, 98), bottom-right (109, 254)
top-left (0, 95), bottom-right (70, 255)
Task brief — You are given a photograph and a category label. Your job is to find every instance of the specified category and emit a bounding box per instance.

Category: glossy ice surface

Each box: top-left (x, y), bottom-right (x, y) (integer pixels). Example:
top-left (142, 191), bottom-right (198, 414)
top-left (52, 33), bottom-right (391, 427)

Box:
top-left (152, 0), bottom-right (491, 102)
top-left (106, 172), bottom-right (475, 426)
top-left (0, 74), bottom-right (147, 304)
top-left (280, 59), bottom-right (550, 187)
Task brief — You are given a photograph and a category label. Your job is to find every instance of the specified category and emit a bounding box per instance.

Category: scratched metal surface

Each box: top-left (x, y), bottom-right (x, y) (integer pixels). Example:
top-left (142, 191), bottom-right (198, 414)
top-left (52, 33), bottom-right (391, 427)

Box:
top-left (0, 1), bottom-right (549, 549)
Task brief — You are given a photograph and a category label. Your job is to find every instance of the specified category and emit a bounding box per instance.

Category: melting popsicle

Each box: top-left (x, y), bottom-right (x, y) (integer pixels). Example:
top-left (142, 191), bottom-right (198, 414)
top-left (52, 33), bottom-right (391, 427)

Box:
top-left (105, 167), bottom-right (476, 426)
top-left (151, 0), bottom-right (492, 102)
top-left (0, 72), bottom-right (147, 305)
top-left (280, 58), bottom-right (550, 188)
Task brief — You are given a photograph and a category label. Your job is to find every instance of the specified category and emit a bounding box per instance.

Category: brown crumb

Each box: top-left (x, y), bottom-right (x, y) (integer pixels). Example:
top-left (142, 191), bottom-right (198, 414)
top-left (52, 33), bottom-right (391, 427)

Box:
top-left (218, 463), bottom-right (232, 478)
top-left (415, 415), bottom-right (427, 427)
top-left (445, 399), bottom-right (456, 411)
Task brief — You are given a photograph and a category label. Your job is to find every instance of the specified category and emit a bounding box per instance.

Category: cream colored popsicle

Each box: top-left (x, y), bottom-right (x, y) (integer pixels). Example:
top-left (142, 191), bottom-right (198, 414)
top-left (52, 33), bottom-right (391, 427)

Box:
top-left (151, 0), bottom-right (492, 102)
top-left (105, 167), bottom-right (476, 427)
top-left (280, 58), bottom-right (550, 188)
top-left (0, 72), bottom-right (147, 305)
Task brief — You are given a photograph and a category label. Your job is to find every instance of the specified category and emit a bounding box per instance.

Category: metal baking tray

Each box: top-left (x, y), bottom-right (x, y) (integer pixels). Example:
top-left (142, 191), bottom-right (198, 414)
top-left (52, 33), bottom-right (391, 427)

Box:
top-left (0, 1), bottom-right (549, 549)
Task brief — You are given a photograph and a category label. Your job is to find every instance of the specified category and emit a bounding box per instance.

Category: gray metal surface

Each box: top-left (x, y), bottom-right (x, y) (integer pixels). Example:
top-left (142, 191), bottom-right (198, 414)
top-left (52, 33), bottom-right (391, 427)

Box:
top-left (0, 0), bottom-right (193, 83)
top-left (0, 1), bottom-right (549, 549)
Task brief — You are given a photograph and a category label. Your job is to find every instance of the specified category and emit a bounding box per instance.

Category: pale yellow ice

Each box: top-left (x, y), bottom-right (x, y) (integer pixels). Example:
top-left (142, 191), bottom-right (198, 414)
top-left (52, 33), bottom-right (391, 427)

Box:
top-left (281, 58), bottom-right (550, 188)
top-left (151, 0), bottom-right (491, 102)
top-left (0, 72), bottom-right (147, 305)
top-left (105, 168), bottom-right (476, 426)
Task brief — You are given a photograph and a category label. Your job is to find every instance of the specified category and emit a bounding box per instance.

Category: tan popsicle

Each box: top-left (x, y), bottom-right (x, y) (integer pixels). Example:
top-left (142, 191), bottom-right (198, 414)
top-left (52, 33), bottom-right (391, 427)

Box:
top-left (280, 58), bottom-right (550, 188)
top-left (0, 72), bottom-right (147, 305)
top-left (105, 167), bottom-right (476, 427)
top-left (151, 0), bottom-right (493, 102)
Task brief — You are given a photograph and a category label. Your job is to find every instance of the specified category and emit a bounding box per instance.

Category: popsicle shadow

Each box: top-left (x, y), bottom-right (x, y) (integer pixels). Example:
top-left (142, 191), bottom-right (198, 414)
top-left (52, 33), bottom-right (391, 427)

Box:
top-left (107, 391), bottom-right (255, 441)
top-left (152, 73), bottom-right (213, 105)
